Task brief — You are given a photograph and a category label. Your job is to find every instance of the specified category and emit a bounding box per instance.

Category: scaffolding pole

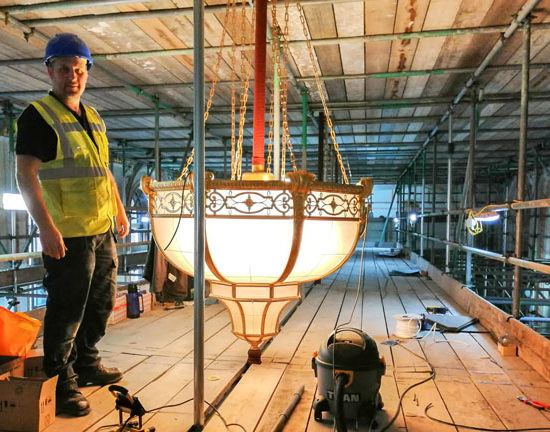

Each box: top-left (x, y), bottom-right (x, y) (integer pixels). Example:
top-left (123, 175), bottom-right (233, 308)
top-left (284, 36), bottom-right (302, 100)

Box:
top-left (431, 137), bottom-right (437, 263)
top-left (191, 0), bottom-right (205, 426)
top-left (420, 151), bottom-right (425, 256)
top-left (446, 113), bottom-right (453, 273)
top-left (513, 18), bottom-right (531, 318)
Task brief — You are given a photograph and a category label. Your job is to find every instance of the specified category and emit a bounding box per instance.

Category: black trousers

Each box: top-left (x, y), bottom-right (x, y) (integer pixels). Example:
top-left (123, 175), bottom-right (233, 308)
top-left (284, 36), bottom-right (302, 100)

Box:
top-left (42, 230), bottom-right (117, 391)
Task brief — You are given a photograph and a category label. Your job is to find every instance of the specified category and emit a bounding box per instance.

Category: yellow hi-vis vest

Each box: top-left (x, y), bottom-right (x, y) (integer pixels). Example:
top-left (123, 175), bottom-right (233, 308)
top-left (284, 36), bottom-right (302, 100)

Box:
top-left (31, 94), bottom-right (116, 238)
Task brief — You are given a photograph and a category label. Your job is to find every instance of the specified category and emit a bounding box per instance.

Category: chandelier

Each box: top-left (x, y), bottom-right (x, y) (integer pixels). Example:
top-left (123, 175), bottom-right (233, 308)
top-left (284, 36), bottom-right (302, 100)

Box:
top-left (142, 0), bottom-right (373, 363)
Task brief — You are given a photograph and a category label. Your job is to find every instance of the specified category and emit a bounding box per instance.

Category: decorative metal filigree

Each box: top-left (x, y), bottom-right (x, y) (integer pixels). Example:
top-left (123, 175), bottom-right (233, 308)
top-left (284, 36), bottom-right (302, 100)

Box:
top-left (152, 187), bottom-right (362, 218)
top-left (305, 193), bottom-right (361, 217)
top-left (207, 190), bottom-right (293, 216)
top-left (153, 191), bottom-right (193, 215)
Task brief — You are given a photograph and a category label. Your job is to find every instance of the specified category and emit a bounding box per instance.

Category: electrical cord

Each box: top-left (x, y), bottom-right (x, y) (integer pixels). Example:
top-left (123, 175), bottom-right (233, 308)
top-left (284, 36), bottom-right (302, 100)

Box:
top-left (379, 342), bottom-right (436, 432)
top-left (145, 398), bottom-right (248, 432)
top-left (336, 231), bottom-right (368, 330)
top-left (162, 174), bottom-right (189, 251)
top-left (94, 396), bottom-right (248, 432)
top-left (424, 403), bottom-right (550, 431)
top-left (466, 210), bottom-right (483, 235)
top-left (93, 425), bottom-right (121, 432)
top-left (92, 415), bottom-right (135, 432)
top-left (328, 237), bottom-right (369, 432)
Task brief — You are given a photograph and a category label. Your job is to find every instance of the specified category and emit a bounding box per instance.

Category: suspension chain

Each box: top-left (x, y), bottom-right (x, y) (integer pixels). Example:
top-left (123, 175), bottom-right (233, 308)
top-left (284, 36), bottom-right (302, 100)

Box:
top-left (280, 0), bottom-right (297, 174)
top-left (230, 0), bottom-right (238, 178)
top-left (204, 0), bottom-right (232, 123)
top-left (267, 0), bottom-right (280, 174)
top-left (296, 1), bottom-right (348, 183)
top-left (178, 0), bottom-right (233, 181)
top-left (233, 0), bottom-right (254, 180)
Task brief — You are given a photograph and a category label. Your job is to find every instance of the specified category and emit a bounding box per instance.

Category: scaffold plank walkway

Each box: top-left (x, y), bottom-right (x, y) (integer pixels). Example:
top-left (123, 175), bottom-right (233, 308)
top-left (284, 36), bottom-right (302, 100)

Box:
top-left (45, 248), bottom-right (550, 432)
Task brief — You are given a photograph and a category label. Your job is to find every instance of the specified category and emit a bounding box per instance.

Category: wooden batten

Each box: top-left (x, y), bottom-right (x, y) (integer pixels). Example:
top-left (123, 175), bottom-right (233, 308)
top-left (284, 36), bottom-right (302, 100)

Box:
top-left (410, 251), bottom-right (550, 382)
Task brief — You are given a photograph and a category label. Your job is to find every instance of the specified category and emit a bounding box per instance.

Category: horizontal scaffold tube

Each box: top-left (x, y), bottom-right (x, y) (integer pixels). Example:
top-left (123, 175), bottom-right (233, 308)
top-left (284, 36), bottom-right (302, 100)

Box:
top-left (0, 240), bottom-right (150, 263)
top-left (408, 232), bottom-right (550, 276)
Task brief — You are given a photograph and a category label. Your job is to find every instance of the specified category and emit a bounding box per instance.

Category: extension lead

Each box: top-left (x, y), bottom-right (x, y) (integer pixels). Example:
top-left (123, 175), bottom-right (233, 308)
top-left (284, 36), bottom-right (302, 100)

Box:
top-left (392, 313), bottom-right (423, 338)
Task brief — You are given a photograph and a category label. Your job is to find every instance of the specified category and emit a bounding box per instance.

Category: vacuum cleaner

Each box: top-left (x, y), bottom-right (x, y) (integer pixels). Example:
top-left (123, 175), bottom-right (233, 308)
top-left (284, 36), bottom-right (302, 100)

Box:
top-left (312, 328), bottom-right (385, 431)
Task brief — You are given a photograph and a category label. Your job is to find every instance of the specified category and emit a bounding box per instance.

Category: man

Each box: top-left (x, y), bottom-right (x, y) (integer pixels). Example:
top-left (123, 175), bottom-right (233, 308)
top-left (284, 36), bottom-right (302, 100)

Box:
top-left (16, 33), bottom-right (129, 417)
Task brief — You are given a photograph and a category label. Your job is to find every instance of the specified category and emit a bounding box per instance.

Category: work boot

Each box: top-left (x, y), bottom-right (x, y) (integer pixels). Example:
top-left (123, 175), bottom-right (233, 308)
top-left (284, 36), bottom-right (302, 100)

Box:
top-left (77, 365), bottom-right (123, 387)
top-left (56, 386), bottom-right (91, 416)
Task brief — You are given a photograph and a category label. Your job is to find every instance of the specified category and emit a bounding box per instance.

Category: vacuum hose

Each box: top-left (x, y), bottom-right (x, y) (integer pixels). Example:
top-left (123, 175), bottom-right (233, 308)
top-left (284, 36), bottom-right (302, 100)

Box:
top-left (334, 373), bottom-right (349, 432)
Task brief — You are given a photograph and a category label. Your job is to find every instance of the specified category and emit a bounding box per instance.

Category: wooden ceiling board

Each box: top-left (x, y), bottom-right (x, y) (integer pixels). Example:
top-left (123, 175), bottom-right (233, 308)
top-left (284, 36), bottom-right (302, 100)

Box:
top-left (384, 0), bottom-right (430, 100)
top-left (304, 2), bottom-right (346, 102)
top-left (421, 0), bottom-right (495, 101)
top-left (0, 27), bottom-right (46, 61)
top-left (364, 1), bottom-right (396, 99)
top-left (96, 5), bottom-right (199, 83)
top-left (403, 0), bottom-right (462, 121)
top-left (365, 76), bottom-right (386, 99)
top-left (334, 1), bottom-right (364, 102)
top-left (432, 0), bottom-right (525, 105)
top-left (123, 22), bottom-right (193, 74)
top-left (0, 64), bottom-right (50, 95)
top-left (36, 12), bottom-right (186, 89)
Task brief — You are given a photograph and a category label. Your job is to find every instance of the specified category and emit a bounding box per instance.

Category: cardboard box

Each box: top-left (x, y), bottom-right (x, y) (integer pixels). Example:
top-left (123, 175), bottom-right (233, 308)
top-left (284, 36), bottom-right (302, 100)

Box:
top-left (0, 356), bottom-right (24, 380)
top-left (0, 375), bottom-right (57, 432)
top-left (107, 290), bottom-right (128, 326)
top-left (141, 290), bottom-right (152, 314)
top-left (24, 353), bottom-right (46, 378)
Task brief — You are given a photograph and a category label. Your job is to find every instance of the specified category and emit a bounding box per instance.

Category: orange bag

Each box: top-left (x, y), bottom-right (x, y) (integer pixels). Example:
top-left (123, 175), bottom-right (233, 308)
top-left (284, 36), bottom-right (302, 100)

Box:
top-left (0, 306), bottom-right (41, 356)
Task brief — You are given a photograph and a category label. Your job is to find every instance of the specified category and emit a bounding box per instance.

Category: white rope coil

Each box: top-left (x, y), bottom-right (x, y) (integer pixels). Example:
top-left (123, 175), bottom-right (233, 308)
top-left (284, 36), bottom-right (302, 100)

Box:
top-left (392, 313), bottom-right (423, 338)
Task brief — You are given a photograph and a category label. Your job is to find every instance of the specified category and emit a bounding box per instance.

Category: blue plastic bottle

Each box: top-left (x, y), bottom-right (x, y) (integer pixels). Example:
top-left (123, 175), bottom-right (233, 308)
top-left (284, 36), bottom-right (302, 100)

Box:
top-left (126, 283), bottom-right (144, 319)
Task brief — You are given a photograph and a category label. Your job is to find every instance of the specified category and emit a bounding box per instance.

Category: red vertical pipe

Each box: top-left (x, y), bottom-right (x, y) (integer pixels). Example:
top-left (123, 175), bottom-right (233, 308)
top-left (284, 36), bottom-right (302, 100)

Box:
top-left (252, 0), bottom-right (267, 172)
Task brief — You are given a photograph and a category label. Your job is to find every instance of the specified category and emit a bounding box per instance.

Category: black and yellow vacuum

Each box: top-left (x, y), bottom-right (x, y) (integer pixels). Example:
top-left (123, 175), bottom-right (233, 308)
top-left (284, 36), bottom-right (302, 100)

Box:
top-left (312, 328), bottom-right (385, 431)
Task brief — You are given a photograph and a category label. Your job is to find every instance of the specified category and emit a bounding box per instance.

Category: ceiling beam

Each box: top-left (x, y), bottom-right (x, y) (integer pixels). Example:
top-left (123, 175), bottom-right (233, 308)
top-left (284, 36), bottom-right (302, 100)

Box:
top-left (2, 63), bottom-right (548, 97)
top-left (3, 18), bottom-right (550, 66)
top-left (398, 0), bottom-right (542, 181)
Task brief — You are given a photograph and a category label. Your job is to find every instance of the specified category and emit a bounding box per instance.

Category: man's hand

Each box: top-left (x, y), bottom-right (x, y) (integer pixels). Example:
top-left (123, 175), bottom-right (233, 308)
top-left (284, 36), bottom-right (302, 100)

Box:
top-left (17, 155), bottom-right (67, 259)
top-left (115, 212), bottom-right (130, 239)
top-left (39, 225), bottom-right (67, 259)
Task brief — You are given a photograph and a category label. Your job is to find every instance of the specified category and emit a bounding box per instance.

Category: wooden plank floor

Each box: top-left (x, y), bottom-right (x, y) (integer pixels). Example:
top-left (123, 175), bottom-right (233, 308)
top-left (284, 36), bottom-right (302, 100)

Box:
top-left (45, 248), bottom-right (550, 432)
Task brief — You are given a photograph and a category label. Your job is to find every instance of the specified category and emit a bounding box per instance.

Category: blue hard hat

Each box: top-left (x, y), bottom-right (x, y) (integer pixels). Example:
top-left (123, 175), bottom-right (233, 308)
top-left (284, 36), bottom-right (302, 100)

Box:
top-left (44, 33), bottom-right (93, 70)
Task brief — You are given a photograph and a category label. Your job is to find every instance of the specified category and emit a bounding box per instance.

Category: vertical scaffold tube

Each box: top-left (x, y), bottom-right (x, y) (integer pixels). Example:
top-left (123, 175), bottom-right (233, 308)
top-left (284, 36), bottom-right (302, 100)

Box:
top-left (192, 0), bottom-right (205, 426)
top-left (301, 88), bottom-right (309, 170)
top-left (513, 18), bottom-right (530, 318)
top-left (252, 0), bottom-right (267, 172)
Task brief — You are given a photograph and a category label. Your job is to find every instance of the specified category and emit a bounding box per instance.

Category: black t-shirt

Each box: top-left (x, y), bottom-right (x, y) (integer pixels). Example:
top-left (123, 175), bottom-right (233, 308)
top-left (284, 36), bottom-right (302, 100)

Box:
top-left (16, 92), bottom-right (97, 162)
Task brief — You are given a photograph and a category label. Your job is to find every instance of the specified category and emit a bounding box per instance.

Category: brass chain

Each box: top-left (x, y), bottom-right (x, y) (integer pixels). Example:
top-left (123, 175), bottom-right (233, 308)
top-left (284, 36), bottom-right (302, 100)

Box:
top-left (233, 0), bottom-right (254, 180)
top-left (178, 1), bottom-right (233, 181)
top-left (281, 74), bottom-right (297, 172)
top-left (177, 148), bottom-right (195, 181)
top-left (267, 0), bottom-right (279, 174)
top-left (296, 1), bottom-right (349, 183)
top-left (281, 115), bottom-right (286, 179)
top-left (230, 0), bottom-right (238, 178)
top-left (204, 0), bottom-right (232, 123)
top-left (267, 91), bottom-right (274, 174)
top-left (281, 0), bottom-right (297, 173)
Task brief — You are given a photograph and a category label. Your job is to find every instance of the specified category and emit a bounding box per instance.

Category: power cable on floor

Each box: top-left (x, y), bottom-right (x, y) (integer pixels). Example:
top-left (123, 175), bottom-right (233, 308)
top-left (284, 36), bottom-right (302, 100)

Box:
top-left (424, 403), bottom-right (550, 432)
top-left (379, 341), bottom-right (436, 432)
top-left (93, 397), bottom-right (248, 432)
top-left (146, 398), bottom-right (248, 432)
